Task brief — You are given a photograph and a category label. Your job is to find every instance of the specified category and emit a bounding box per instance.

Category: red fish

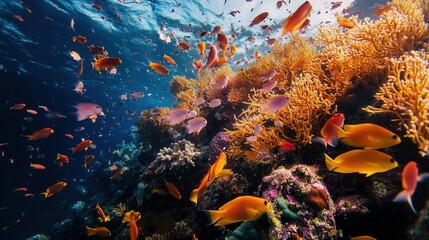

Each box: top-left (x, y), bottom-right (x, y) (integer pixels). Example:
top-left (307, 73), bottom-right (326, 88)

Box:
top-left (56, 153), bottom-right (69, 167)
top-left (73, 35), bottom-right (87, 44)
top-left (30, 163), bottom-right (45, 170)
top-left (164, 180), bottom-right (181, 199)
top-left (71, 140), bottom-right (93, 153)
top-left (10, 103), bottom-right (26, 110)
top-left (250, 12), bottom-right (269, 27)
top-left (77, 59), bottom-right (84, 77)
top-left (279, 141), bottom-right (295, 152)
top-left (14, 15), bottom-right (24, 22)
top-left (14, 188), bottom-right (28, 192)
top-left (91, 4), bottom-right (102, 11)
top-left (312, 113), bottom-right (345, 148)
top-left (22, 128), bottom-right (54, 141)
top-left (394, 161), bottom-right (429, 213)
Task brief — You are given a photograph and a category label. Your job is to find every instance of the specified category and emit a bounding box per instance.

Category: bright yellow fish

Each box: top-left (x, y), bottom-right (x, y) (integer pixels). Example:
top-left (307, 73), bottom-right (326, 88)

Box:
top-left (325, 149), bottom-right (398, 177)
top-left (334, 123), bottom-right (401, 149)
top-left (203, 195), bottom-right (270, 226)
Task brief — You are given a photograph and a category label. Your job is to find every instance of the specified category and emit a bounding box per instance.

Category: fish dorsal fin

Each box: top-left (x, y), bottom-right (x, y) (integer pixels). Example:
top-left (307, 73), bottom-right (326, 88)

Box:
top-left (343, 124), bottom-right (357, 131)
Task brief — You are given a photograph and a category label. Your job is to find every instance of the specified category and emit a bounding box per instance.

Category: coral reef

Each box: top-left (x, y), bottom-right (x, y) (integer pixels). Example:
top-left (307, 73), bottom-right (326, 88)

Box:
top-left (208, 132), bottom-right (232, 162)
top-left (227, 219), bottom-right (259, 240)
top-left (334, 195), bottom-right (369, 217)
top-left (364, 50), bottom-right (429, 156)
top-left (260, 165), bottom-right (336, 240)
top-left (144, 139), bottom-right (201, 175)
top-left (411, 200), bottom-right (429, 240)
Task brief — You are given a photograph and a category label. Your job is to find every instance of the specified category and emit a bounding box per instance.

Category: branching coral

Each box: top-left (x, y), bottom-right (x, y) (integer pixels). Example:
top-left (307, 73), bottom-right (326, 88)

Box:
top-left (114, 202), bottom-right (127, 217)
top-left (227, 35), bottom-right (316, 103)
top-left (313, 0), bottom-right (429, 95)
top-left (227, 73), bottom-right (337, 158)
top-left (144, 139), bottom-right (201, 175)
top-left (364, 50), bottom-right (429, 156)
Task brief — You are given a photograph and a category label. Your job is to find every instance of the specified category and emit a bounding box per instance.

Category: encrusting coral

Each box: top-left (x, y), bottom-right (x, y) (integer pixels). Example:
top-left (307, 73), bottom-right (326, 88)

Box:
top-left (144, 139), bottom-right (201, 175)
top-left (364, 50), bottom-right (429, 156)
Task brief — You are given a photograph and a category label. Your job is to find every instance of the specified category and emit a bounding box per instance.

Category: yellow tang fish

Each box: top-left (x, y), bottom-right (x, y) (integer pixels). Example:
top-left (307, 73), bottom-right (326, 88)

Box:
top-left (325, 149), bottom-right (398, 177)
top-left (203, 195), bottom-right (270, 226)
top-left (334, 123), bottom-right (401, 149)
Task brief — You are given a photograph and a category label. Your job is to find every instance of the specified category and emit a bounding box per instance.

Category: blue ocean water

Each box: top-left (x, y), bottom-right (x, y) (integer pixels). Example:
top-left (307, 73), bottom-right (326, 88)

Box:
top-left (5, 0), bottom-right (426, 240)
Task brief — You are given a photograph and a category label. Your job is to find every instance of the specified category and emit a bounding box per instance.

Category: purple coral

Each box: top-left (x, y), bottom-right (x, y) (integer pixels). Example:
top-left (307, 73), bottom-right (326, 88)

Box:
top-left (208, 132), bottom-right (231, 163)
top-left (260, 165), bottom-right (336, 240)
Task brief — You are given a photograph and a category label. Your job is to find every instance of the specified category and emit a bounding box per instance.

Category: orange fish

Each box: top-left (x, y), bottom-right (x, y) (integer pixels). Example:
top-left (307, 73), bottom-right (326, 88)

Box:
top-left (71, 139), bottom-right (93, 153)
top-left (92, 57), bottom-right (122, 74)
top-left (217, 33), bottom-right (228, 51)
top-left (96, 203), bottom-right (111, 222)
top-left (22, 128), bottom-right (54, 141)
top-left (229, 42), bottom-right (237, 58)
top-left (30, 163), bottom-right (45, 170)
top-left (149, 62), bottom-right (169, 75)
top-left (178, 41), bottom-right (190, 50)
top-left (163, 54), bottom-right (176, 65)
top-left (26, 109), bottom-right (37, 115)
top-left (255, 50), bottom-right (260, 59)
top-left (108, 165), bottom-right (118, 171)
top-left (56, 153), bottom-right (69, 167)
top-left (190, 152), bottom-right (233, 205)
top-left (164, 180), bottom-right (181, 200)
top-left (110, 167), bottom-right (127, 180)
top-left (312, 113), bottom-right (345, 148)
top-left (83, 155), bottom-right (95, 169)
top-left (250, 12), bottom-right (269, 27)
top-left (282, 1), bottom-right (312, 35)
top-left (193, 60), bottom-right (202, 72)
top-left (41, 182), bottom-right (67, 198)
top-left (335, 12), bottom-right (354, 28)
top-left (73, 35), bottom-right (87, 44)
top-left (91, 4), bottom-right (102, 11)
top-left (122, 210), bottom-right (141, 240)
top-left (198, 41), bottom-right (206, 58)
top-left (86, 226), bottom-right (111, 237)
top-left (14, 187), bottom-right (28, 192)
top-left (10, 103), bottom-right (26, 110)
top-left (374, 4), bottom-right (392, 17)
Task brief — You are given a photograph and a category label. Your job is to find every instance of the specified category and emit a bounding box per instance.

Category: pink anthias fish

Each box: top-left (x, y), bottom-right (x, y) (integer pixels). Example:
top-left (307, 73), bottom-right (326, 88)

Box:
top-left (203, 45), bottom-right (218, 69)
top-left (159, 32), bottom-right (171, 44)
top-left (71, 19), bottom-right (75, 31)
top-left (257, 81), bottom-right (277, 93)
top-left (394, 161), bottom-right (429, 213)
top-left (164, 108), bottom-right (193, 125)
top-left (262, 95), bottom-right (291, 114)
top-left (74, 81), bottom-right (85, 94)
top-left (208, 99), bottom-right (221, 108)
top-left (312, 113), bottom-right (345, 148)
top-left (131, 92), bottom-right (144, 98)
top-left (74, 103), bottom-right (105, 121)
top-left (194, 97), bottom-right (205, 106)
top-left (110, 68), bottom-right (117, 75)
top-left (120, 93), bottom-right (128, 101)
top-left (213, 76), bottom-right (229, 91)
top-left (186, 117), bottom-right (207, 134)
top-left (69, 51), bottom-right (81, 61)
top-left (259, 70), bottom-right (278, 82)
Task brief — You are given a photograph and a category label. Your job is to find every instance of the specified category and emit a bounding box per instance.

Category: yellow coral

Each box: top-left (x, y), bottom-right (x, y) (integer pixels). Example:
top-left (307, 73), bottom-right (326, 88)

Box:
top-left (227, 73), bottom-right (337, 158)
top-left (364, 50), bottom-right (429, 156)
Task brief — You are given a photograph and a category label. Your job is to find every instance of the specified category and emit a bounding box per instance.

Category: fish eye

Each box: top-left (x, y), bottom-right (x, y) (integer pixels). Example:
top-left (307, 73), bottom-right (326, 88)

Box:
top-left (264, 200), bottom-right (268, 205)
top-left (392, 135), bottom-right (398, 140)
top-left (390, 158), bottom-right (395, 163)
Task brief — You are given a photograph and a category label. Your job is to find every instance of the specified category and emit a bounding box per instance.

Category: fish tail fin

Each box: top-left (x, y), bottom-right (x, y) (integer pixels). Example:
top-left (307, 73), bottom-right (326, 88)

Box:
top-left (418, 173), bottom-right (429, 182)
top-left (393, 190), bottom-right (416, 213)
top-left (86, 226), bottom-right (95, 236)
top-left (189, 189), bottom-right (199, 205)
top-left (331, 123), bottom-right (347, 139)
top-left (105, 215), bottom-right (111, 222)
top-left (312, 136), bottom-right (327, 148)
top-left (41, 191), bottom-right (49, 198)
top-left (21, 135), bottom-right (33, 141)
top-left (324, 154), bottom-right (337, 171)
top-left (71, 147), bottom-right (77, 153)
top-left (56, 153), bottom-right (60, 160)
top-left (202, 210), bottom-right (224, 226)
